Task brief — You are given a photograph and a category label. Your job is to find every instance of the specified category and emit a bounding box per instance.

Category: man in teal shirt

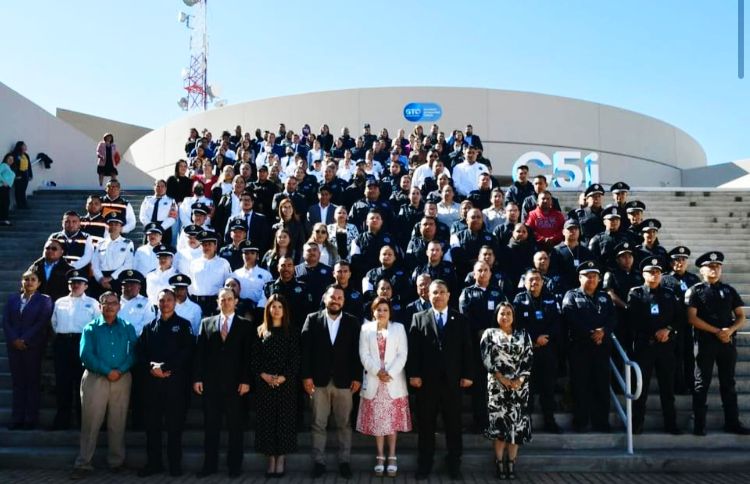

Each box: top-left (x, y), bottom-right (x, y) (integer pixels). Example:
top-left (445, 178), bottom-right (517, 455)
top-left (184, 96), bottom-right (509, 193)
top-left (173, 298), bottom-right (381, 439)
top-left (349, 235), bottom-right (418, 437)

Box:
top-left (71, 291), bottom-right (137, 479)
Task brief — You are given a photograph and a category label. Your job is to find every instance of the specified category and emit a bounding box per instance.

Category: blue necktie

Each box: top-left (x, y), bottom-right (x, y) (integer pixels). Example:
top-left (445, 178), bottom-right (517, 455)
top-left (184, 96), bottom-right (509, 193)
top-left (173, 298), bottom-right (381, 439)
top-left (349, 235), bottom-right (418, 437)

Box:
top-left (436, 312), bottom-right (445, 340)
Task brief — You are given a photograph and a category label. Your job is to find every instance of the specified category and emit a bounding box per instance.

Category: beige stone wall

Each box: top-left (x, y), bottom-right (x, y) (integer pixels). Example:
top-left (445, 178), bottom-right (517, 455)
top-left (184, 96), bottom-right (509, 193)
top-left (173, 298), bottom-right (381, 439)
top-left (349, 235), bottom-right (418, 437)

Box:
top-left (0, 82), bottom-right (154, 190)
top-left (56, 108), bottom-right (151, 154)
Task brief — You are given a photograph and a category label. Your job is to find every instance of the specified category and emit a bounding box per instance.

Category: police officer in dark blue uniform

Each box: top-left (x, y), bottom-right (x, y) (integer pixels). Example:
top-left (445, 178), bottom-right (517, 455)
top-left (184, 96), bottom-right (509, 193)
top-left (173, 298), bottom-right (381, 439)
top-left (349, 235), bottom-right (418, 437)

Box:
top-left (348, 179), bottom-right (393, 231)
top-left (459, 261), bottom-right (508, 431)
top-left (603, 242), bottom-right (644, 355)
top-left (562, 261), bottom-right (616, 432)
top-left (137, 288), bottom-right (194, 477)
top-left (661, 246), bottom-right (702, 394)
top-left (513, 268), bottom-right (563, 432)
top-left (330, 260), bottom-right (363, 319)
top-left (588, 204), bottom-right (628, 271)
top-left (623, 200), bottom-right (646, 246)
top-left (263, 256), bottom-right (314, 330)
top-left (686, 251), bottom-right (750, 435)
top-left (610, 182), bottom-right (631, 230)
top-left (412, 240), bottom-right (459, 299)
top-left (552, 219), bottom-right (594, 295)
top-left (350, 208), bottom-right (399, 278)
top-left (627, 257), bottom-right (681, 435)
top-left (571, 184), bottom-right (605, 245)
top-left (294, 242), bottom-right (335, 304)
top-left (218, 219), bottom-right (247, 271)
top-left (636, 219), bottom-right (669, 269)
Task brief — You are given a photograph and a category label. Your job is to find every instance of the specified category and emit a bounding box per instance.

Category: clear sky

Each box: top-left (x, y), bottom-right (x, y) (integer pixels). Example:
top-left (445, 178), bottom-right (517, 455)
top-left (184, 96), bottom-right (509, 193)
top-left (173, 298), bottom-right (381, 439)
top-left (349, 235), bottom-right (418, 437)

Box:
top-left (4, 0), bottom-right (747, 164)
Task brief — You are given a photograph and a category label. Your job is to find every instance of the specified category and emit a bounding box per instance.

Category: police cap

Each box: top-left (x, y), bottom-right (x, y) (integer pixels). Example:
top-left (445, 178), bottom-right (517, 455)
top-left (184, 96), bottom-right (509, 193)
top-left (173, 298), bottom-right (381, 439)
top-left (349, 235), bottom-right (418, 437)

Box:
top-left (168, 274), bottom-right (191, 287)
top-left (668, 246), bottom-right (691, 259)
top-left (695, 251), bottom-right (725, 268)
top-left (584, 184), bottom-right (605, 197)
top-left (610, 181), bottom-right (631, 193)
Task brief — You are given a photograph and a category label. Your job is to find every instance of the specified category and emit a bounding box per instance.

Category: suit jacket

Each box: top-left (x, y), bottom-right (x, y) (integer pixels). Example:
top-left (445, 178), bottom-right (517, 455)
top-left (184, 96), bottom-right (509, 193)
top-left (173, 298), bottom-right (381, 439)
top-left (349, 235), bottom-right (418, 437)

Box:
top-left (3, 292), bottom-right (53, 349)
top-left (27, 257), bottom-right (73, 302)
top-left (359, 321), bottom-right (408, 399)
top-left (224, 211), bottom-right (271, 254)
top-left (193, 314), bottom-right (253, 395)
top-left (406, 308), bottom-right (473, 387)
top-left (300, 310), bottom-right (362, 388)
top-left (306, 203), bottom-right (337, 232)
top-left (212, 193), bottom-right (236, 236)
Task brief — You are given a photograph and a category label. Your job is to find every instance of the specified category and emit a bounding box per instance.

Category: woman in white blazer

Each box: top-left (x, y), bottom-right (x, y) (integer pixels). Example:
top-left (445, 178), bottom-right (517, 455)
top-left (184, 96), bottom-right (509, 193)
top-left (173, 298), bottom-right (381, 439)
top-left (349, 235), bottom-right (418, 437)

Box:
top-left (355, 297), bottom-right (412, 477)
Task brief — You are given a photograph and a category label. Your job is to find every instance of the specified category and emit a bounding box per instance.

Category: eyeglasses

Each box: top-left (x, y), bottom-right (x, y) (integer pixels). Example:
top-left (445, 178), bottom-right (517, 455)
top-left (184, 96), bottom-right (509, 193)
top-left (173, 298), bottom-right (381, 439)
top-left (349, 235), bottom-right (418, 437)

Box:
top-left (315, 229), bottom-right (327, 234)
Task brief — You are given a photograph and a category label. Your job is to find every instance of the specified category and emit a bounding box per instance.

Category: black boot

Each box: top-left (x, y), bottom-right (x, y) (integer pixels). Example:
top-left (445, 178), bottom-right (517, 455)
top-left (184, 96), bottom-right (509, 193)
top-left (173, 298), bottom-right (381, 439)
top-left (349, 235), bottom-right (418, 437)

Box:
top-left (496, 459), bottom-right (506, 480)
top-left (506, 460), bottom-right (516, 480)
top-left (693, 413), bottom-right (706, 436)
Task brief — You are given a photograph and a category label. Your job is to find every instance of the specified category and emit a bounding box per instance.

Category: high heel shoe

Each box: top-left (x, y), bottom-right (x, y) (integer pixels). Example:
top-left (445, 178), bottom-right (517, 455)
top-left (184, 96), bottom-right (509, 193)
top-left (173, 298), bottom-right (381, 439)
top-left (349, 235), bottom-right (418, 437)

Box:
top-left (386, 456), bottom-right (398, 477)
top-left (496, 459), bottom-right (506, 480)
top-left (506, 460), bottom-right (516, 480)
top-left (374, 456), bottom-right (385, 477)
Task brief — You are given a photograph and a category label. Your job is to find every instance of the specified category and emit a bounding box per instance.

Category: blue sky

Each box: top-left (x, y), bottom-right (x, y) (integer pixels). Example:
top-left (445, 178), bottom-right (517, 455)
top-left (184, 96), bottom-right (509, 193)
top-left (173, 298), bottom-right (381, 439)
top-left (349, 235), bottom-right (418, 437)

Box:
top-left (4, 1), bottom-right (747, 164)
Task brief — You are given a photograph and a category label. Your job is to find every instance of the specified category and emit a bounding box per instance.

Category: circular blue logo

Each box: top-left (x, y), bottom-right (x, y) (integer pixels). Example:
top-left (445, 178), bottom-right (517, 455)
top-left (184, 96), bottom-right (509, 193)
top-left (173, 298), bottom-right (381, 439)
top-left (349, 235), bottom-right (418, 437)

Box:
top-left (403, 103), bottom-right (423, 122)
top-left (403, 102), bottom-right (442, 122)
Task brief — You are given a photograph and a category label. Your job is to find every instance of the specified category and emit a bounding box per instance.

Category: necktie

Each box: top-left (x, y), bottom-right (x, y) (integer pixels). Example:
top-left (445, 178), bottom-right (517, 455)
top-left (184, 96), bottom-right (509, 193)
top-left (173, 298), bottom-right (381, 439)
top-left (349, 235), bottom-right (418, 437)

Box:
top-left (151, 197), bottom-right (161, 222)
top-left (220, 316), bottom-right (228, 341)
top-left (436, 312), bottom-right (444, 331)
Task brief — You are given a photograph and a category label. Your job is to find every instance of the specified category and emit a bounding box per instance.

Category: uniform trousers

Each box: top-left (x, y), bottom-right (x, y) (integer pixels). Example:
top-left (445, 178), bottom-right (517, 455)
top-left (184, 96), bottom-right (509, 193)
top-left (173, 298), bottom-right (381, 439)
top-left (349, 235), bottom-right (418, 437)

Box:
top-left (530, 342), bottom-right (558, 420)
top-left (75, 370), bottom-right (132, 469)
top-left (53, 334), bottom-right (83, 427)
top-left (675, 325), bottom-right (695, 393)
top-left (201, 390), bottom-right (246, 473)
top-left (415, 380), bottom-right (463, 472)
top-left (693, 336), bottom-right (740, 425)
top-left (143, 376), bottom-right (189, 470)
top-left (7, 344), bottom-right (44, 425)
top-left (569, 339), bottom-right (611, 430)
top-left (310, 381), bottom-right (352, 465)
top-left (633, 340), bottom-right (676, 428)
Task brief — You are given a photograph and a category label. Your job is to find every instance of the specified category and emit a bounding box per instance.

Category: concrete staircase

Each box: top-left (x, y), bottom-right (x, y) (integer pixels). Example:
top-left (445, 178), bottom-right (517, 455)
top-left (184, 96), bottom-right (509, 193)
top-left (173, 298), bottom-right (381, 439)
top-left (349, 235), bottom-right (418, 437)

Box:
top-left (0, 189), bottom-right (749, 474)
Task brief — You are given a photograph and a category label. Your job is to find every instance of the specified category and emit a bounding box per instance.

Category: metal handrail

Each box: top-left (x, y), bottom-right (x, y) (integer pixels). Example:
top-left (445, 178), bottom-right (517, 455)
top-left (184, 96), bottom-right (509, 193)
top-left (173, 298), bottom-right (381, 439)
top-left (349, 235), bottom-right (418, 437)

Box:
top-left (608, 333), bottom-right (643, 455)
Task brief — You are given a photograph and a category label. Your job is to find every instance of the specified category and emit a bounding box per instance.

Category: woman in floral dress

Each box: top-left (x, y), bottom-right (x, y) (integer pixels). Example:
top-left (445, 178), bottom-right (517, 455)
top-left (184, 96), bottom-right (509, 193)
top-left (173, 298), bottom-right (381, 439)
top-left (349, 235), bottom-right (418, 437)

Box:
top-left (481, 302), bottom-right (533, 480)
top-left (356, 297), bottom-right (411, 477)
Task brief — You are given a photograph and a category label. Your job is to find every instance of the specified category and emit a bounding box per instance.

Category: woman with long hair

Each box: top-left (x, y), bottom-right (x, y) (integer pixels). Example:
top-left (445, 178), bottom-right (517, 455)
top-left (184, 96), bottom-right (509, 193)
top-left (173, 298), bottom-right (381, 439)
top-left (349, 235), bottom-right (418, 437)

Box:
top-left (11, 141), bottom-right (33, 208)
top-left (261, 228), bottom-right (297, 278)
top-left (3, 271), bottom-right (53, 429)
top-left (356, 297), bottom-right (411, 477)
top-left (251, 294), bottom-right (299, 477)
top-left (95, 134), bottom-right (118, 187)
top-left (481, 302), bottom-right (533, 480)
top-left (327, 206), bottom-right (359, 260)
top-left (307, 222), bottom-right (339, 267)
top-left (272, 198), bottom-right (307, 257)
top-left (166, 159), bottom-right (193, 204)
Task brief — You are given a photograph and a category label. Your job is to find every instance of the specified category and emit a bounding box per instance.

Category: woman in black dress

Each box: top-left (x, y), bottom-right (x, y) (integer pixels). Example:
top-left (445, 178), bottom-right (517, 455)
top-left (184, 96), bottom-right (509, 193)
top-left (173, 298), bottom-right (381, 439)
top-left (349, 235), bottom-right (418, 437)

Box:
top-left (251, 294), bottom-right (299, 477)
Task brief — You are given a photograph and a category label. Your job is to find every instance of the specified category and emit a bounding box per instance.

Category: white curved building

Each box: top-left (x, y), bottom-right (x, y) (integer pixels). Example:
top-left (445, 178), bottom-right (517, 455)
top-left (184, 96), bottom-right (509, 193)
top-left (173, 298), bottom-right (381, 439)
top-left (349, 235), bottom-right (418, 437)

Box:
top-left (125, 87), bottom-right (707, 188)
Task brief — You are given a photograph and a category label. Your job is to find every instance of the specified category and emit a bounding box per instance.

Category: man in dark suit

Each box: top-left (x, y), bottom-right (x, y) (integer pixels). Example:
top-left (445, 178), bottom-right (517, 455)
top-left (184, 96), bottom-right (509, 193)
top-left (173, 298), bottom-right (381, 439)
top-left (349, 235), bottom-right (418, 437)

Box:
top-left (407, 279), bottom-right (474, 480)
top-left (28, 238), bottom-right (73, 302)
top-left (305, 185), bottom-right (337, 232)
top-left (224, 189), bottom-right (271, 255)
top-left (192, 288), bottom-right (252, 478)
top-left (300, 285), bottom-right (362, 479)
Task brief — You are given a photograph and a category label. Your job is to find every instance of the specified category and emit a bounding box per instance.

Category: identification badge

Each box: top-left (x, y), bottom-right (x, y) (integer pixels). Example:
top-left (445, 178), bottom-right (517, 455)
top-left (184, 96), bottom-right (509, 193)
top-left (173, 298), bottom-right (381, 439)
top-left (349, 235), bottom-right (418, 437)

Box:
top-left (719, 290), bottom-right (725, 299)
top-left (680, 281), bottom-right (687, 291)
top-left (573, 259), bottom-right (580, 266)
top-left (650, 303), bottom-right (660, 316)
top-left (488, 301), bottom-right (495, 311)
top-left (535, 310), bottom-right (544, 320)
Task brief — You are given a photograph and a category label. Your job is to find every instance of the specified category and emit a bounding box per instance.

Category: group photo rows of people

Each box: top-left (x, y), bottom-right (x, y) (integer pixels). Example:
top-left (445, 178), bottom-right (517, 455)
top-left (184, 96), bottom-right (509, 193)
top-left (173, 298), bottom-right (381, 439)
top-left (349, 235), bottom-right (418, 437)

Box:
top-left (2, 121), bottom-right (748, 481)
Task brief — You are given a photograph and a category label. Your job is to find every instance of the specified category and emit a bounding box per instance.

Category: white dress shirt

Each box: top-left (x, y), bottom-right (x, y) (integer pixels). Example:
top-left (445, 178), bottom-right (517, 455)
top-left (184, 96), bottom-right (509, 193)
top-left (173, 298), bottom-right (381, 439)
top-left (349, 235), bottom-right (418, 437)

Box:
top-left (232, 265), bottom-right (273, 303)
top-left (176, 246), bottom-right (202, 275)
top-left (146, 266), bottom-right (177, 305)
top-left (325, 311), bottom-right (342, 345)
top-left (120, 294), bottom-right (156, 336)
top-left (452, 161), bottom-right (489, 197)
top-left (92, 235), bottom-right (134, 281)
top-left (189, 256), bottom-right (232, 296)
top-left (218, 312), bottom-right (235, 334)
top-left (175, 298), bottom-right (203, 336)
top-left (51, 295), bottom-right (101, 334)
top-left (138, 195), bottom-right (177, 230)
top-left (133, 244), bottom-right (159, 276)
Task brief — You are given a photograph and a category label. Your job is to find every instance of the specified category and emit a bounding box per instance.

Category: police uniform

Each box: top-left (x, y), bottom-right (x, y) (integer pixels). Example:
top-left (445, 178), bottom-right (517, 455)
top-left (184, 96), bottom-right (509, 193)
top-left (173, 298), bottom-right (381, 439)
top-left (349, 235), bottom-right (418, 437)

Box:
top-left (362, 265), bottom-right (409, 295)
top-left (133, 223), bottom-right (163, 276)
top-left (218, 242), bottom-right (245, 272)
top-left (118, 270), bottom-right (156, 337)
top-left (636, 219), bottom-right (669, 268)
top-left (686, 251), bottom-right (750, 435)
top-left (91, 213), bottom-right (135, 296)
top-left (139, 194), bottom-right (176, 245)
top-left (588, 205), bottom-right (628, 270)
top-left (610, 182), bottom-right (631, 230)
top-left (145, 245), bottom-right (178, 305)
top-left (449, 229), bottom-right (498, 280)
top-left (263, 278), bottom-right (314, 329)
top-left (350, 229), bottom-right (399, 278)
top-left (561, 261), bottom-right (616, 431)
top-left (232, 241), bottom-right (273, 307)
top-left (603, 242), bottom-right (644, 354)
top-left (101, 194), bottom-right (137, 233)
top-left (571, 184), bottom-right (606, 245)
top-left (623, 200), bottom-right (646, 246)
top-left (661, 246), bottom-right (701, 394)
top-left (412, 261), bottom-right (459, 299)
top-left (405, 237), bottom-right (452, 269)
top-left (138, 309), bottom-right (194, 475)
top-left (50, 269), bottom-right (101, 429)
top-left (395, 203), bottom-right (424, 249)
top-left (80, 212), bottom-right (107, 246)
top-left (248, 178), bottom-right (279, 218)
top-left (188, 231), bottom-right (232, 316)
top-left (169, 274), bottom-right (203, 336)
top-left (49, 229), bottom-right (94, 270)
top-left (627, 258), bottom-right (680, 434)
top-left (348, 194), bottom-right (393, 231)
top-left (551, 220), bottom-right (595, 294)
top-left (513, 288), bottom-right (562, 431)
top-left (459, 283), bottom-right (508, 429)
top-left (294, 262), bottom-right (334, 303)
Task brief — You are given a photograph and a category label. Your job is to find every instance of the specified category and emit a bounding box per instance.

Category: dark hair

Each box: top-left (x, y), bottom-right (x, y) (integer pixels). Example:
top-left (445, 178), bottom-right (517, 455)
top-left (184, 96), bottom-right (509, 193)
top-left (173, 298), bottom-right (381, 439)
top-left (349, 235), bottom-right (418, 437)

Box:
top-left (63, 211), bottom-right (80, 218)
top-left (494, 301), bottom-right (516, 322)
top-left (534, 174), bottom-right (548, 183)
top-left (259, 294), bottom-right (290, 337)
top-left (11, 141), bottom-right (25, 157)
top-left (370, 296), bottom-right (391, 317)
top-left (174, 159), bottom-right (188, 177)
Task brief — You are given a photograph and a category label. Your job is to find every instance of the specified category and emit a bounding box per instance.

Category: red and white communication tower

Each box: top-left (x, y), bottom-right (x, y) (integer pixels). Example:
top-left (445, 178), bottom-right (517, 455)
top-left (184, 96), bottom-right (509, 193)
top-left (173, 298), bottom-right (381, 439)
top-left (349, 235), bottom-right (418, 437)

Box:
top-left (177, 0), bottom-right (224, 111)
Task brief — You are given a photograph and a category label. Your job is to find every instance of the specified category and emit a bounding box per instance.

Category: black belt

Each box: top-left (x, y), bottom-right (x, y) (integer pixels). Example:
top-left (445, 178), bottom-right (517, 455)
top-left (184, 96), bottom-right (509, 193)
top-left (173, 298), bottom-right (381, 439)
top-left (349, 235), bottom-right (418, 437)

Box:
top-left (192, 295), bottom-right (215, 302)
top-left (56, 333), bottom-right (82, 338)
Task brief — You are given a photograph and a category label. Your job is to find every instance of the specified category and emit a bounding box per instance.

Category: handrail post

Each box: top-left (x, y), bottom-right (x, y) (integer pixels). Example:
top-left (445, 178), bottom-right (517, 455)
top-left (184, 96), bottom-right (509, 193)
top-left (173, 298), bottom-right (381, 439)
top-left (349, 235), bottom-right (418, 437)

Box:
top-left (625, 359), bottom-right (633, 455)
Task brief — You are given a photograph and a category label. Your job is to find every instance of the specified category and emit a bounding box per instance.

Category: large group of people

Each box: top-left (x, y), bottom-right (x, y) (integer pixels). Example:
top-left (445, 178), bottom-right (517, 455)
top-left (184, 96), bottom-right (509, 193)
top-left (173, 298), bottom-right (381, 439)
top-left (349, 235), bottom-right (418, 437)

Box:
top-left (2, 122), bottom-right (748, 481)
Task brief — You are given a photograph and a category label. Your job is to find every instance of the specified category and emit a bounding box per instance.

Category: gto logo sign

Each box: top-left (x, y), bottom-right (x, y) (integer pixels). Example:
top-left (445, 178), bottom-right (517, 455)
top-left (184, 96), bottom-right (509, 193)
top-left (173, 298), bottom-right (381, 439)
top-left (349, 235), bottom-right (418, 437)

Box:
top-left (403, 102), bottom-right (443, 122)
top-left (511, 151), bottom-right (599, 189)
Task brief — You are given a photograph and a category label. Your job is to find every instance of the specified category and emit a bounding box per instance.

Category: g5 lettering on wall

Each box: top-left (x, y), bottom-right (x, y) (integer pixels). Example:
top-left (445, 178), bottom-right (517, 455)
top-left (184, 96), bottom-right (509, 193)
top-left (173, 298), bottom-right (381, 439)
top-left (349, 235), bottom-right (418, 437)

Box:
top-left (511, 151), bottom-right (599, 188)
top-left (403, 102), bottom-right (443, 122)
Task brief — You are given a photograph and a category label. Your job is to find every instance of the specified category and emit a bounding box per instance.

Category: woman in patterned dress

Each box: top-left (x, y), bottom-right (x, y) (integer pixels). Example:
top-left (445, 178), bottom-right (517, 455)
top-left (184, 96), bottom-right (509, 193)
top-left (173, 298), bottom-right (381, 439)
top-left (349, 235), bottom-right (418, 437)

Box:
top-left (251, 294), bottom-right (299, 477)
top-left (481, 302), bottom-right (533, 480)
top-left (356, 297), bottom-right (411, 477)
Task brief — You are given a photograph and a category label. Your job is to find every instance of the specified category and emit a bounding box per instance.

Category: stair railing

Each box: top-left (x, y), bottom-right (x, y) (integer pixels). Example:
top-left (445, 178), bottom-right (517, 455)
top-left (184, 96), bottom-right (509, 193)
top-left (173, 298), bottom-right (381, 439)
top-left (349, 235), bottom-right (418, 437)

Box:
top-left (609, 333), bottom-right (643, 455)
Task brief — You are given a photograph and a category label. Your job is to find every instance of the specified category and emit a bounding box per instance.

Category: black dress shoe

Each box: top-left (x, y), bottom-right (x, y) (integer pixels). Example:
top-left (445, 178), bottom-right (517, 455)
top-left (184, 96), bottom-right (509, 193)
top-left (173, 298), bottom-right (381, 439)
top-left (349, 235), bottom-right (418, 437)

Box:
top-left (138, 466), bottom-right (164, 477)
top-left (666, 426), bottom-right (683, 435)
top-left (339, 462), bottom-right (352, 479)
top-left (311, 463), bottom-right (326, 478)
top-left (725, 423), bottom-right (750, 435)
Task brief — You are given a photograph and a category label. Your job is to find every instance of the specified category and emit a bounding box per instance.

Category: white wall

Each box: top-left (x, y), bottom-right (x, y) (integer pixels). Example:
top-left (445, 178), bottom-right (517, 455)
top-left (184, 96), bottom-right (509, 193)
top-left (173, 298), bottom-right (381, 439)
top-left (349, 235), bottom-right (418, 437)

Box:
top-left (125, 87), bottom-right (706, 186)
top-left (56, 108), bottom-right (151, 155)
top-left (0, 82), bottom-right (154, 190)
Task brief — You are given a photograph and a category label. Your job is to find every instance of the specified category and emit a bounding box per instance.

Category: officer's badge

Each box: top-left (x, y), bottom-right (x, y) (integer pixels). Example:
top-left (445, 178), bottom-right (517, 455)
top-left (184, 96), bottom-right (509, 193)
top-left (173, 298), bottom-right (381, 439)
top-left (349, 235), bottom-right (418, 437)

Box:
top-left (623, 243), bottom-right (629, 248)
top-left (320, 268), bottom-right (327, 274)
top-left (257, 274), bottom-right (263, 279)
top-left (127, 271), bottom-right (133, 276)
top-left (651, 259), bottom-right (658, 265)
top-left (172, 325), bottom-right (180, 333)
top-left (176, 276), bottom-right (183, 282)
top-left (294, 286), bottom-right (302, 293)
top-left (383, 237), bottom-right (391, 243)
top-left (679, 247), bottom-right (686, 253)
top-left (710, 253), bottom-right (718, 261)
top-left (351, 291), bottom-right (360, 299)
top-left (491, 291), bottom-right (499, 297)
top-left (120, 247), bottom-right (126, 252)
top-left (137, 304), bottom-right (143, 309)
